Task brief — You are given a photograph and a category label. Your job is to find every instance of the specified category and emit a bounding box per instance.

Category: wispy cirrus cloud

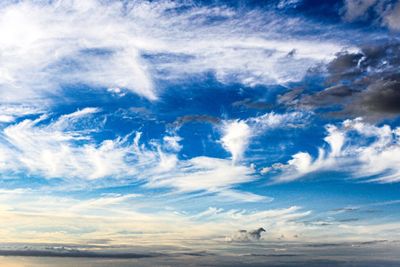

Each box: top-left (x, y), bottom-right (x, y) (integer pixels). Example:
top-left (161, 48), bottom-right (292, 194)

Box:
top-left (0, 188), bottom-right (312, 244)
top-left (0, 107), bottom-right (142, 180)
top-left (0, 0), bottom-right (350, 105)
top-left (0, 108), bottom-right (266, 201)
top-left (265, 118), bottom-right (400, 183)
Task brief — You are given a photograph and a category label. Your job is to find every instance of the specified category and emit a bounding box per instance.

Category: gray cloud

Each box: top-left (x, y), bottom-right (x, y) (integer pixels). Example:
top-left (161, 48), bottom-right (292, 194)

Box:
top-left (170, 115), bottom-right (221, 129)
top-left (341, 0), bottom-right (400, 31)
top-left (227, 227), bottom-right (266, 242)
top-left (289, 39), bottom-right (400, 120)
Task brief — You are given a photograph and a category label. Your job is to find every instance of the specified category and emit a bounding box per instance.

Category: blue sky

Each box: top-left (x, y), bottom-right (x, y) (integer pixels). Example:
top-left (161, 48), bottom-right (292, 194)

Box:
top-left (0, 0), bottom-right (400, 250)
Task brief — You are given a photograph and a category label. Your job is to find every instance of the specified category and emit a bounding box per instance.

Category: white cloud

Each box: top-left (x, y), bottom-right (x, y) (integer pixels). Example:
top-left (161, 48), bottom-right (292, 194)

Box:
top-left (0, 108), bottom-right (265, 201)
top-left (0, 104), bottom-right (44, 123)
top-left (221, 120), bottom-right (251, 163)
top-left (248, 111), bottom-right (307, 130)
top-left (0, 108), bottom-right (142, 179)
top-left (216, 190), bottom-right (271, 203)
top-left (266, 118), bottom-right (400, 183)
top-left (162, 135), bottom-right (182, 152)
top-left (0, 188), bottom-right (398, 245)
top-left (0, 0), bottom-right (350, 104)
top-left (145, 156), bottom-right (258, 195)
top-left (0, 189), bottom-right (316, 245)
top-left (220, 111), bottom-right (308, 164)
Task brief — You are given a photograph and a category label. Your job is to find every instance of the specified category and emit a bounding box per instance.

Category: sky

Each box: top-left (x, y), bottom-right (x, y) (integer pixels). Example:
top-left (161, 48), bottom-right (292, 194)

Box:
top-left (0, 0), bottom-right (400, 264)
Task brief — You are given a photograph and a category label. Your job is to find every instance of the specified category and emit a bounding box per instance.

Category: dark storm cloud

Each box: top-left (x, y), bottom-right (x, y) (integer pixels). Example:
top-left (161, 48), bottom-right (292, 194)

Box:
top-left (287, 39), bottom-right (400, 120)
top-left (355, 79), bottom-right (400, 114)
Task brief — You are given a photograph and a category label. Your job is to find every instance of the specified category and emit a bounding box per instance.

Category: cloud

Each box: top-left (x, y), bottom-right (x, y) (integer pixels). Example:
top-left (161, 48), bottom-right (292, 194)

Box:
top-left (265, 118), bottom-right (400, 183)
top-left (341, 0), bottom-right (400, 31)
top-left (170, 115), bottom-right (221, 130)
top-left (0, 189), bottom-right (313, 245)
top-left (0, 0), bottom-right (155, 101)
top-left (219, 111), bottom-right (309, 163)
top-left (0, 104), bottom-right (44, 123)
top-left (0, 108), bottom-right (146, 179)
top-left (227, 227), bottom-right (266, 242)
top-left (1, 188), bottom-right (398, 246)
top-left (383, 2), bottom-right (400, 30)
top-left (0, 0), bottom-right (350, 105)
top-left (292, 39), bottom-right (400, 120)
top-left (144, 156), bottom-right (260, 198)
top-left (0, 107), bottom-right (266, 201)
top-left (342, 0), bottom-right (378, 22)
top-left (220, 120), bottom-right (251, 163)
top-left (247, 111), bottom-right (307, 130)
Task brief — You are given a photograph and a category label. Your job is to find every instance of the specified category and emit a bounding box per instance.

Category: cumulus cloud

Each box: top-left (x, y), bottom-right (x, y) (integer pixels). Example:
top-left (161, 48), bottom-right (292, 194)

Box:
top-left (0, 0), bottom-right (349, 105)
top-left (266, 118), bottom-right (400, 183)
top-left (221, 120), bottom-right (251, 163)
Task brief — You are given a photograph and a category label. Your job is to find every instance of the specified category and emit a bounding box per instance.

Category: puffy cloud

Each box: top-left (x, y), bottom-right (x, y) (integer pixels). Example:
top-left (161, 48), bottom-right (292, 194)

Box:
top-left (227, 227), bottom-right (266, 242)
top-left (0, 0), bottom-right (348, 104)
top-left (266, 118), bottom-right (400, 183)
top-left (221, 120), bottom-right (251, 163)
